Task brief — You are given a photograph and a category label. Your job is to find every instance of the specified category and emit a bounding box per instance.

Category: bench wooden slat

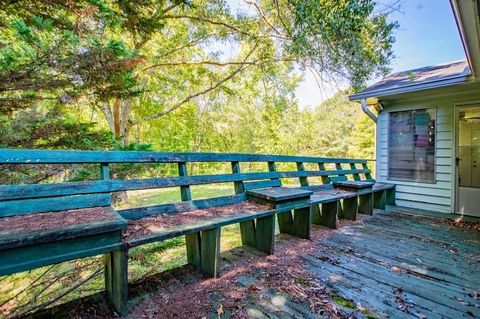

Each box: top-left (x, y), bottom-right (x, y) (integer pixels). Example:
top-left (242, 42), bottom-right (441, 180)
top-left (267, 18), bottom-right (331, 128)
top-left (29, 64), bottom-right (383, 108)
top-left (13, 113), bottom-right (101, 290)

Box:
top-left (0, 214), bottom-right (126, 250)
top-left (0, 169), bottom-right (371, 201)
top-left (0, 149), bottom-right (368, 164)
top-left (243, 179), bottom-right (281, 190)
top-left (0, 194), bottom-right (111, 217)
top-left (127, 209), bottom-right (276, 247)
top-left (118, 194), bottom-right (248, 220)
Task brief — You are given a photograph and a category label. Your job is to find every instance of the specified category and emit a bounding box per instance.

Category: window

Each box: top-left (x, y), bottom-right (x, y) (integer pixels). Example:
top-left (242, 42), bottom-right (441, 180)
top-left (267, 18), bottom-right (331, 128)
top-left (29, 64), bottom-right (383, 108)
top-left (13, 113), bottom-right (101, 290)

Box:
top-left (388, 108), bottom-right (436, 182)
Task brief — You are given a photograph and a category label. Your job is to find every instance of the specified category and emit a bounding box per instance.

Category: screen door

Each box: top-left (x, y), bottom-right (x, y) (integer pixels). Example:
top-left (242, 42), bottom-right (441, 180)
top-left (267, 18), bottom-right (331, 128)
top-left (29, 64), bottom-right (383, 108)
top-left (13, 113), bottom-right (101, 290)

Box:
top-left (456, 105), bottom-right (480, 217)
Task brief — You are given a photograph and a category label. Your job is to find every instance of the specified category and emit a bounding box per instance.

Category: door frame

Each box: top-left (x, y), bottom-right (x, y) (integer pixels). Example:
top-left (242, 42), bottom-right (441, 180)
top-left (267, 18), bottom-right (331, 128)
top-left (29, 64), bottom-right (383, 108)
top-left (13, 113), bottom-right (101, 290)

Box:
top-left (454, 103), bottom-right (480, 214)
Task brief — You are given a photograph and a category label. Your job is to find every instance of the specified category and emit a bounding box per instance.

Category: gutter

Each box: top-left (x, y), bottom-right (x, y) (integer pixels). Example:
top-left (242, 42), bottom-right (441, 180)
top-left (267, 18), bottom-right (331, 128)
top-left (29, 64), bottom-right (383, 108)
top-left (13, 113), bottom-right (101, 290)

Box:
top-left (360, 98), bottom-right (377, 123)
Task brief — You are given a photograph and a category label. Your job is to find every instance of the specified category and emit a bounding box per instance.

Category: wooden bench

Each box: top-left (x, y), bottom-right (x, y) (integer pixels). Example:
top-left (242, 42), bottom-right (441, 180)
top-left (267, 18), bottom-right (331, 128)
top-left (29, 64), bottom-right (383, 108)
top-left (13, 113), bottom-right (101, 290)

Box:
top-left (0, 149), bottom-right (394, 315)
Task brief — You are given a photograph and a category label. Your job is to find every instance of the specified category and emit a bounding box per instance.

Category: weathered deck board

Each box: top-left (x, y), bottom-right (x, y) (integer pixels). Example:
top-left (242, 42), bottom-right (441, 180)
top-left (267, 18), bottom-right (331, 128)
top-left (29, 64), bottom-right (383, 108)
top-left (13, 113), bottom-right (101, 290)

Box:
top-left (306, 209), bottom-right (480, 319)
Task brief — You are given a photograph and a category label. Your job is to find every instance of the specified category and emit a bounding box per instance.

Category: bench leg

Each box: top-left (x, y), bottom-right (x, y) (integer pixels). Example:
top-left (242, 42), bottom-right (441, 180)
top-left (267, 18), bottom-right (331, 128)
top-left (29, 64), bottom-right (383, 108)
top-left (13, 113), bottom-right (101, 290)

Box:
top-left (320, 201), bottom-right (338, 229)
top-left (255, 215), bottom-right (275, 254)
top-left (240, 220), bottom-right (257, 247)
top-left (200, 228), bottom-right (221, 278)
top-left (186, 232), bottom-right (202, 268)
top-left (277, 207), bottom-right (311, 239)
top-left (241, 216), bottom-right (276, 254)
top-left (186, 228), bottom-right (221, 278)
top-left (311, 204), bottom-right (322, 225)
top-left (386, 188), bottom-right (396, 206)
top-left (358, 193), bottom-right (373, 215)
top-left (292, 206), bottom-right (311, 239)
top-left (340, 197), bottom-right (358, 221)
top-left (104, 249), bottom-right (128, 316)
top-left (277, 211), bottom-right (294, 234)
top-left (374, 190), bottom-right (386, 210)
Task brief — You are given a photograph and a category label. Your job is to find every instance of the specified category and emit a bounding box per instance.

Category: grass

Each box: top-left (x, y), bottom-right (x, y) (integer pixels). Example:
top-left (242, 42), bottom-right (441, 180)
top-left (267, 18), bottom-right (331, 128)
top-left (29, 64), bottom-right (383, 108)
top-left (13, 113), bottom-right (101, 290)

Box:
top-left (0, 185), bottom-right (243, 316)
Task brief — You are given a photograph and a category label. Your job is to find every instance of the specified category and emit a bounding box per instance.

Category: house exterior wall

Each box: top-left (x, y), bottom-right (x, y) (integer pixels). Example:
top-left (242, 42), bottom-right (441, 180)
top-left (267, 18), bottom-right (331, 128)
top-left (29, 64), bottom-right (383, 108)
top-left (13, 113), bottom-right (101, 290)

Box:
top-left (374, 83), bottom-right (480, 213)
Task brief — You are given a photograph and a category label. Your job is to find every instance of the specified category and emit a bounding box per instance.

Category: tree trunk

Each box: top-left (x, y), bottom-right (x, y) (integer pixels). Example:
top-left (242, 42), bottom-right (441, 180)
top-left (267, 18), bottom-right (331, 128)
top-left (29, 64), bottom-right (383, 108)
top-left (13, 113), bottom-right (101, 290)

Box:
top-left (97, 99), bottom-right (132, 146)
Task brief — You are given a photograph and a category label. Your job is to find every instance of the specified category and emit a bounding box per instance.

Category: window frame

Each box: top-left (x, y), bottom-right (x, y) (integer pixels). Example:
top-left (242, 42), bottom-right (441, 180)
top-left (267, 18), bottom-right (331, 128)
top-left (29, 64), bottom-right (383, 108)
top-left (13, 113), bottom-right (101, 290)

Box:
top-left (387, 106), bottom-right (437, 184)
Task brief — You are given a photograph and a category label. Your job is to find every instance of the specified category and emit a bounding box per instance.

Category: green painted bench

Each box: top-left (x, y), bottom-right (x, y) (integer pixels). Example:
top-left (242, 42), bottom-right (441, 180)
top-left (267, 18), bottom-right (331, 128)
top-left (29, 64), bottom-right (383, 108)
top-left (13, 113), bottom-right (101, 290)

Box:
top-left (0, 149), bottom-right (393, 316)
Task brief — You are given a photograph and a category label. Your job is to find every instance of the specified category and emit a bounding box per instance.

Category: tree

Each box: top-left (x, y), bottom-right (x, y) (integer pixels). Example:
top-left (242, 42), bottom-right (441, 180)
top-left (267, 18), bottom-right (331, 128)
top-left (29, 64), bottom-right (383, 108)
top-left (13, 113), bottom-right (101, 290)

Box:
top-left (1, 0), bottom-right (397, 145)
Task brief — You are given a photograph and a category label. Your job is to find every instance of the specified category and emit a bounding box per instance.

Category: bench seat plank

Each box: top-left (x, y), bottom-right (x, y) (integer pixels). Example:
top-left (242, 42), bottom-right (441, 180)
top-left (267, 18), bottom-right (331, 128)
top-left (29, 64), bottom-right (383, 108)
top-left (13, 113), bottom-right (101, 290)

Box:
top-left (373, 183), bottom-right (395, 191)
top-left (333, 180), bottom-right (375, 189)
top-left (0, 207), bottom-right (126, 250)
top-left (123, 201), bottom-right (275, 247)
top-left (310, 189), bottom-right (358, 204)
top-left (246, 187), bottom-right (312, 202)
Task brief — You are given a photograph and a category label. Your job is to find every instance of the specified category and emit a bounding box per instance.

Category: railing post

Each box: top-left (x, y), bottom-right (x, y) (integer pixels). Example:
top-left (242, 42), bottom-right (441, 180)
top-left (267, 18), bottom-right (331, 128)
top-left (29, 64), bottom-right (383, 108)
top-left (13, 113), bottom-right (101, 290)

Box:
top-left (231, 161), bottom-right (245, 194)
top-left (318, 162), bottom-right (330, 184)
top-left (101, 163), bottom-right (110, 180)
top-left (268, 161), bottom-right (279, 183)
top-left (335, 163), bottom-right (345, 179)
top-left (296, 162), bottom-right (309, 187)
top-left (362, 162), bottom-right (373, 181)
top-left (178, 162), bottom-right (192, 201)
top-left (350, 163), bottom-right (361, 181)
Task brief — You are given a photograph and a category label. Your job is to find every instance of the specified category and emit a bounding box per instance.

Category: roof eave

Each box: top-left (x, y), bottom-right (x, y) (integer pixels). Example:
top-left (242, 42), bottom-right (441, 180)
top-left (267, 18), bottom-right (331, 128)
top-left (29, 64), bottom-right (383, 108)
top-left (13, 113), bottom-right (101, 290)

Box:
top-left (348, 74), bottom-right (472, 101)
top-left (450, 0), bottom-right (480, 79)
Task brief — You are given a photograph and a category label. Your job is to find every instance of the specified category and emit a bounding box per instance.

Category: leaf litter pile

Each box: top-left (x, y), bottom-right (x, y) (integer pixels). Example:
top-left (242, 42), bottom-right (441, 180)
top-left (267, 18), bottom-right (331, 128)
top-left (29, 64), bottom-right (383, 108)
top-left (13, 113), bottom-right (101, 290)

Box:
top-left (51, 217), bottom-right (367, 319)
top-left (123, 218), bottom-right (366, 319)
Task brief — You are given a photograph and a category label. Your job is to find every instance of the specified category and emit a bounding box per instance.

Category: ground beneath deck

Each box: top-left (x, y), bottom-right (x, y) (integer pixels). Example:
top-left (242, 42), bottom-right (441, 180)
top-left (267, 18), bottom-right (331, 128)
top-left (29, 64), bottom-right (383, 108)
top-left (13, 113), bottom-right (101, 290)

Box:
top-left (35, 208), bottom-right (480, 319)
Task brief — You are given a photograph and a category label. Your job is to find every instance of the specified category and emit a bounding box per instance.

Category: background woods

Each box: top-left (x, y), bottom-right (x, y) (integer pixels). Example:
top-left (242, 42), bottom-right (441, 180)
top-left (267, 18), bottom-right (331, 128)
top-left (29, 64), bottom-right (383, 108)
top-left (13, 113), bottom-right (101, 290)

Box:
top-left (0, 0), bottom-right (394, 316)
top-left (0, 0), bottom-right (393, 152)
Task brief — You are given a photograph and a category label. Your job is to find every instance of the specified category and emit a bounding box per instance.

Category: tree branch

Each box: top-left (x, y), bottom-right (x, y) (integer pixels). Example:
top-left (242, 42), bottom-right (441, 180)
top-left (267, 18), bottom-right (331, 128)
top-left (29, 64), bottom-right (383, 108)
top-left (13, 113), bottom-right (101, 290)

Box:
top-left (163, 14), bottom-right (254, 37)
top-left (142, 41), bottom-right (261, 122)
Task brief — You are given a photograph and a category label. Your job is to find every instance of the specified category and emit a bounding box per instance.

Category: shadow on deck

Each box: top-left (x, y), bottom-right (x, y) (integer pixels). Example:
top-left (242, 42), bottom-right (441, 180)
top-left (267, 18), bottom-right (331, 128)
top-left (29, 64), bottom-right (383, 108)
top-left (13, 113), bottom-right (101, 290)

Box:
top-left (27, 207), bottom-right (480, 319)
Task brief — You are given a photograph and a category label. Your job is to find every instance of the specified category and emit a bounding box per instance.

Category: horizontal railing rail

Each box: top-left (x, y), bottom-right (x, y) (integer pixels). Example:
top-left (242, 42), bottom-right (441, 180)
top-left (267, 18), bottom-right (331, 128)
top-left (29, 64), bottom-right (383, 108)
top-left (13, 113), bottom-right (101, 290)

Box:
top-left (0, 169), bottom-right (371, 201)
top-left (0, 149), bottom-right (368, 164)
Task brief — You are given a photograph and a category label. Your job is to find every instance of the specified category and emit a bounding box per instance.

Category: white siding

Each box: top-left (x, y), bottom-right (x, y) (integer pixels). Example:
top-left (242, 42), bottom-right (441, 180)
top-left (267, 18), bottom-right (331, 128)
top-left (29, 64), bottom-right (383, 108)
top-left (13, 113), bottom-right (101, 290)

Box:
top-left (375, 86), bottom-right (480, 213)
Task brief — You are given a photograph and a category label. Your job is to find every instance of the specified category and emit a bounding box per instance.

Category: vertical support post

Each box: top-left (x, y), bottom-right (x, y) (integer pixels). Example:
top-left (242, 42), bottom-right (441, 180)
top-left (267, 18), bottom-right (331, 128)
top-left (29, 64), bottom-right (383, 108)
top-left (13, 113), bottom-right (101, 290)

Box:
top-left (200, 228), bottom-right (221, 278)
top-left (318, 163), bottom-right (330, 184)
top-left (268, 161), bottom-right (280, 183)
top-left (292, 206), bottom-right (311, 239)
top-left (296, 162), bottom-right (309, 187)
top-left (101, 162), bottom-right (128, 315)
top-left (374, 190), bottom-right (386, 210)
top-left (320, 201), bottom-right (338, 229)
top-left (255, 215), bottom-right (275, 254)
top-left (101, 163), bottom-right (110, 180)
top-left (359, 193), bottom-right (373, 215)
top-left (104, 249), bottom-right (128, 316)
top-left (386, 187), bottom-right (396, 206)
top-left (340, 197), bottom-right (358, 220)
top-left (335, 163), bottom-right (345, 179)
top-left (178, 162), bottom-right (192, 201)
top-left (231, 161), bottom-right (245, 194)
top-left (180, 162), bottom-right (197, 269)
top-left (362, 162), bottom-right (373, 181)
top-left (350, 163), bottom-right (361, 181)
top-left (185, 232), bottom-right (201, 268)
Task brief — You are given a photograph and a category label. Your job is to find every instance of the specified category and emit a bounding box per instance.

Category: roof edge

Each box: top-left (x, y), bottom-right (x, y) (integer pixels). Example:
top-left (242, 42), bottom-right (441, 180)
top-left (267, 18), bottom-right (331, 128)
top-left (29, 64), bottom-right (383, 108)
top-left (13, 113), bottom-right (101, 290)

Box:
top-left (348, 74), bottom-right (471, 101)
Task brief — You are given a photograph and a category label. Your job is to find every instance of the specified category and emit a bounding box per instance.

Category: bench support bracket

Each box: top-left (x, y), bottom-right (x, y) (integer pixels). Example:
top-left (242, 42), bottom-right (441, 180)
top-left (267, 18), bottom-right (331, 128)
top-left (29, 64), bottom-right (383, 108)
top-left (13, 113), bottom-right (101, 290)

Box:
top-left (386, 188), bottom-right (396, 206)
top-left (339, 198), bottom-right (358, 221)
top-left (186, 228), bottom-right (221, 278)
top-left (240, 215), bottom-right (275, 254)
top-left (277, 207), bottom-right (311, 239)
top-left (312, 202), bottom-right (338, 229)
top-left (359, 193), bottom-right (373, 215)
top-left (374, 190), bottom-right (386, 210)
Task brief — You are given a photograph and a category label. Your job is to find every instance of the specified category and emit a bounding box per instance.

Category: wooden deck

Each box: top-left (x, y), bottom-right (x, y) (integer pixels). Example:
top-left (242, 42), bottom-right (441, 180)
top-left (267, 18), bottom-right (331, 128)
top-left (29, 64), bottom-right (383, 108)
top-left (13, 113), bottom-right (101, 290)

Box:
top-left (24, 207), bottom-right (480, 319)
top-left (303, 208), bottom-right (480, 319)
